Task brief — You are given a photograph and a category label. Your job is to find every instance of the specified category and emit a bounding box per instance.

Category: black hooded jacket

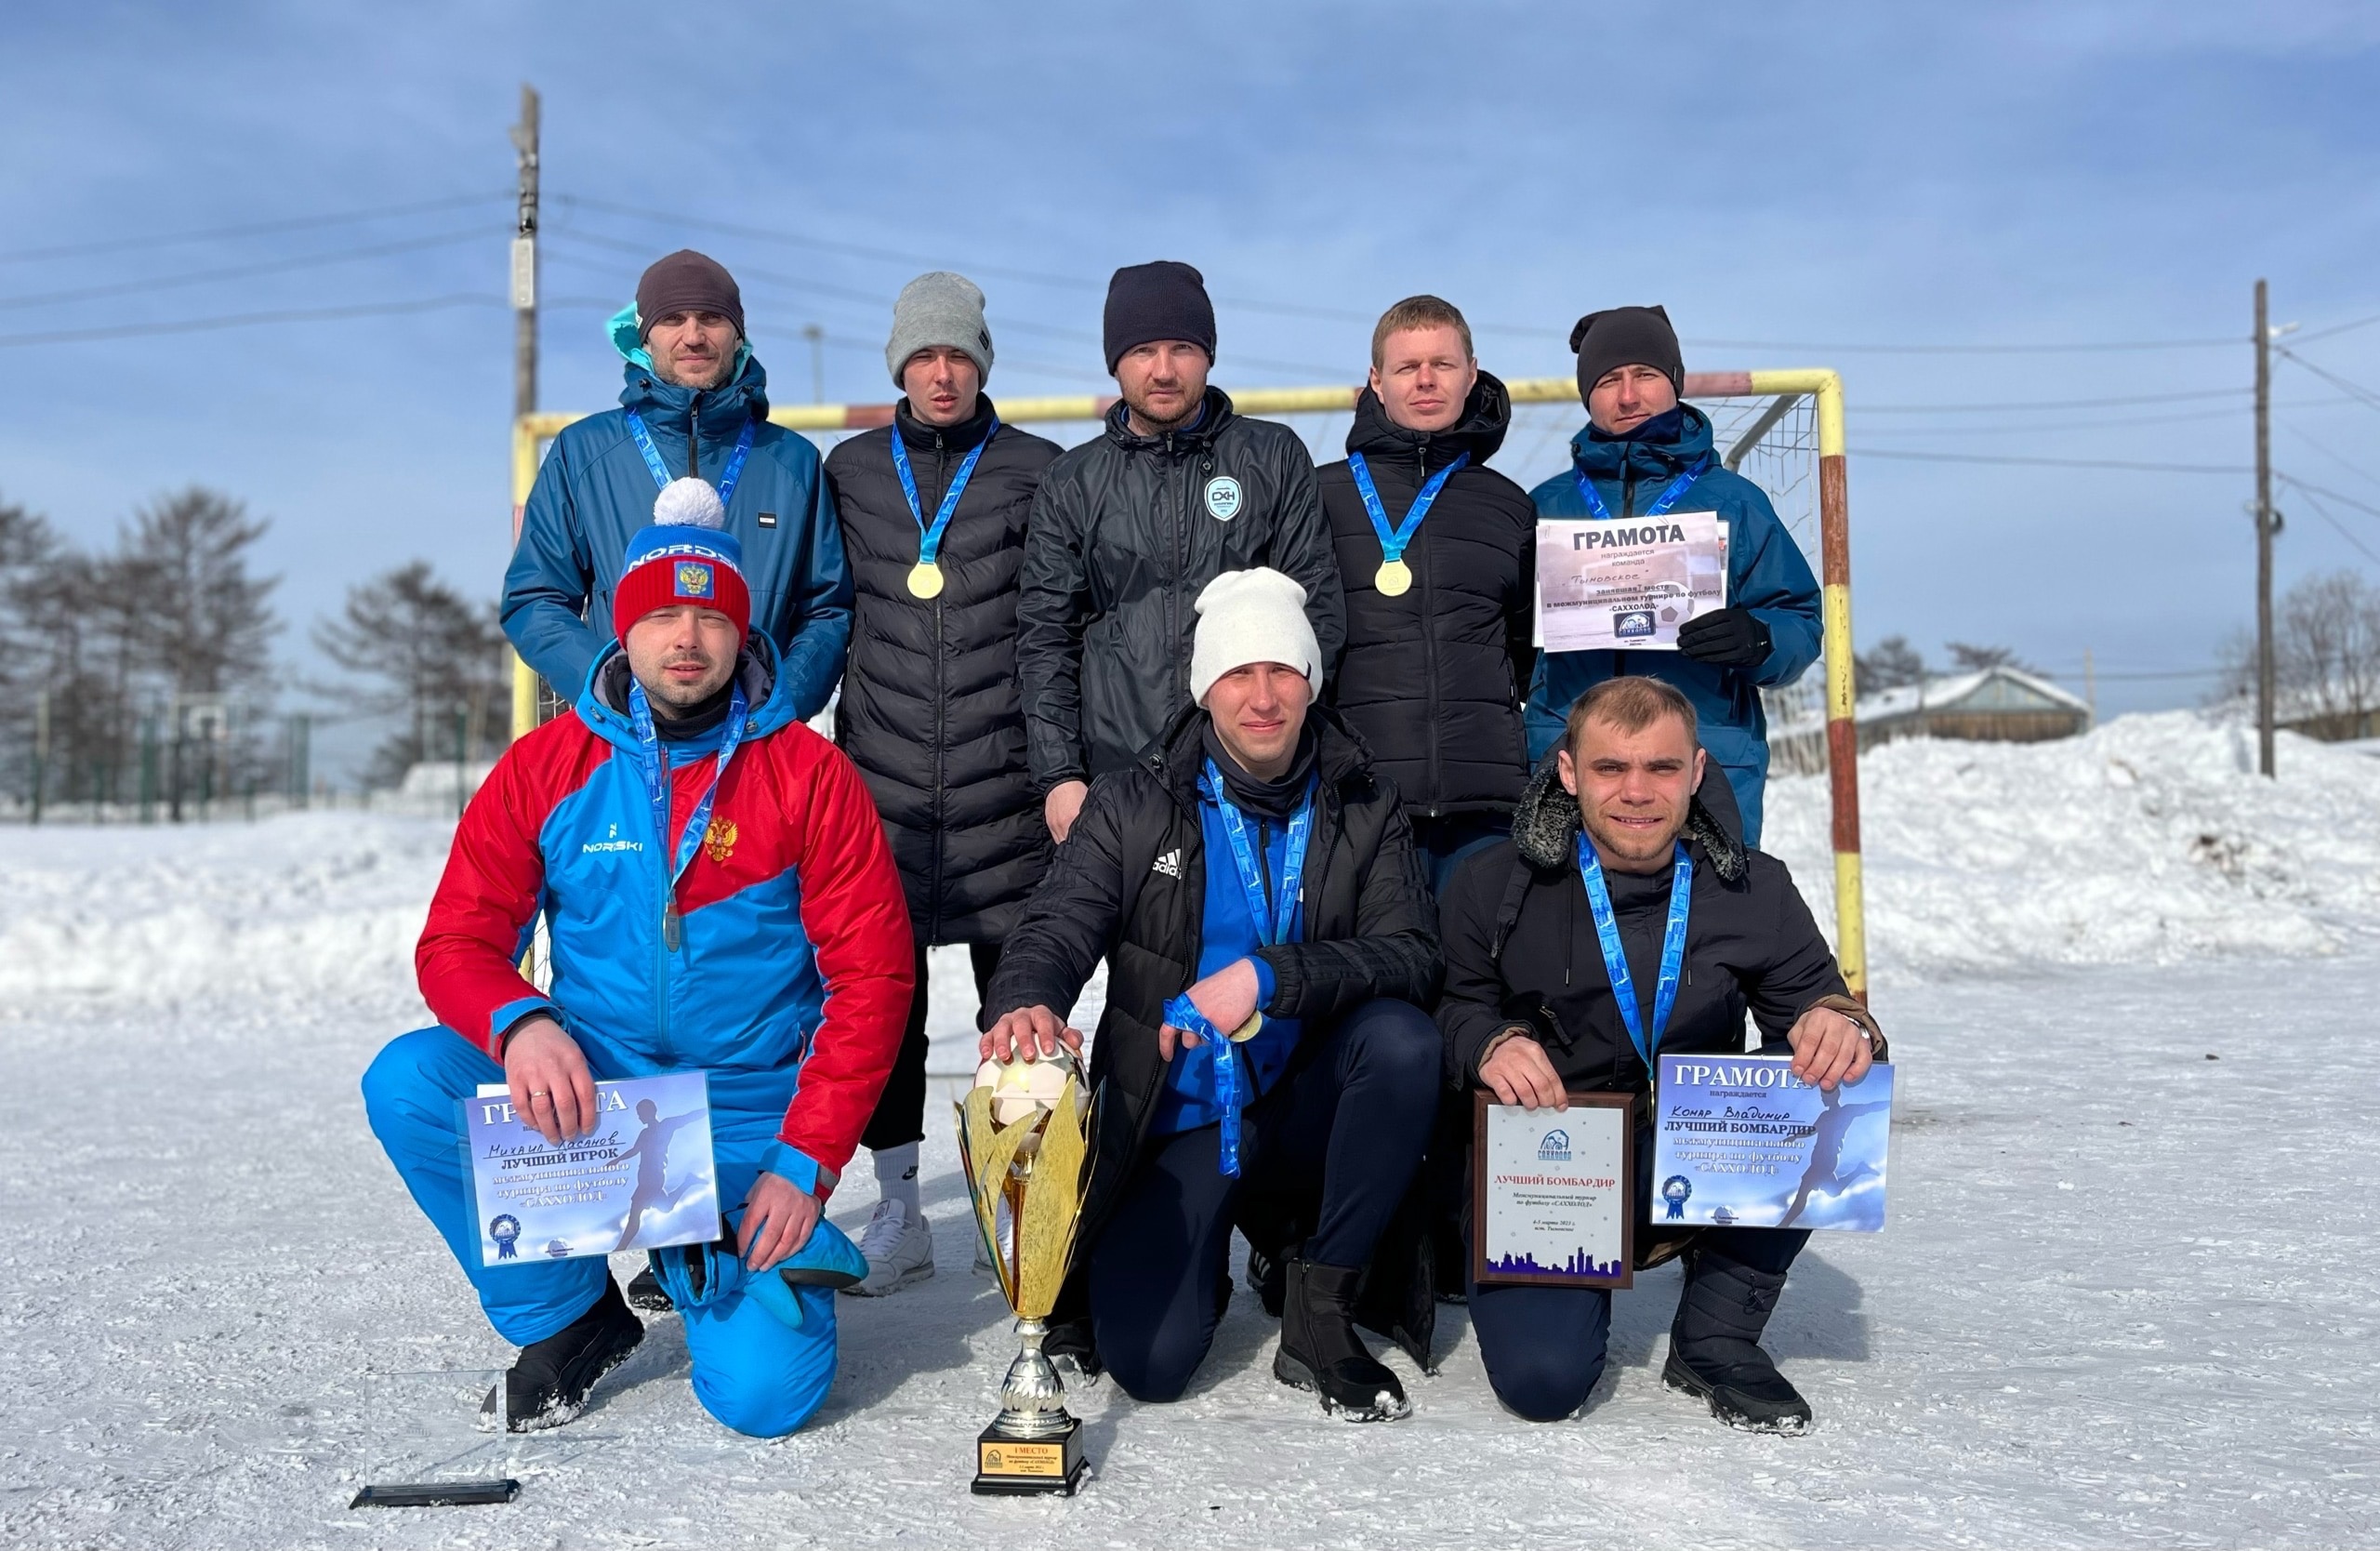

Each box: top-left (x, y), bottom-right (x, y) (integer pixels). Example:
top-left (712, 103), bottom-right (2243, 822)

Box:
top-left (1016, 387), bottom-right (1344, 790)
top-left (982, 703), bottom-right (1439, 1245)
top-left (825, 397), bottom-right (1063, 943)
top-left (1321, 374), bottom-right (1537, 817)
top-left (1435, 763), bottom-right (1848, 1094)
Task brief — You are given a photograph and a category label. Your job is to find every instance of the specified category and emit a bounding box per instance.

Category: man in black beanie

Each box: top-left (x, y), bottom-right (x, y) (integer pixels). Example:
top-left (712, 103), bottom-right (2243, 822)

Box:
top-left (1018, 260), bottom-right (1343, 842)
top-left (1521, 304), bottom-right (1821, 846)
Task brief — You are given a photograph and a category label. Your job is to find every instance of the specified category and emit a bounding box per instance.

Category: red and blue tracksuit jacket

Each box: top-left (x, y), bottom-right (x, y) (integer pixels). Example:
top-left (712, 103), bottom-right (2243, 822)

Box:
top-left (415, 639), bottom-right (913, 1198)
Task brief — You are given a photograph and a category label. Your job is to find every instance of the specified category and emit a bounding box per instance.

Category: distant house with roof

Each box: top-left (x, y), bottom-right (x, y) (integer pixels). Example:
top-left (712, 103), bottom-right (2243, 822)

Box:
top-left (1768, 666), bottom-right (2092, 775)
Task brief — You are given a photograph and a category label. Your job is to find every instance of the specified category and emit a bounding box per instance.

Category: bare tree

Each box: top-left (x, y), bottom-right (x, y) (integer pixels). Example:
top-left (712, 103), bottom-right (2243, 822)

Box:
top-left (1856, 635), bottom-right (1928, 691)
top-left (123, 487), bottom-right (279, 701)
top-left (315, 561), bottom-right (511, 788)
top-left (1945, 641), bottom-right (2041, 675)
top-left (2275, 569), bottom-right (2380, 740)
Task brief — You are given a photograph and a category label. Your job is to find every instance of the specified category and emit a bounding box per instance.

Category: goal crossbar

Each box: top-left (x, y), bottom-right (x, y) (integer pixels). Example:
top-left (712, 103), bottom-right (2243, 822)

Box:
top-left (509, 367), bottom-right (1867, 994)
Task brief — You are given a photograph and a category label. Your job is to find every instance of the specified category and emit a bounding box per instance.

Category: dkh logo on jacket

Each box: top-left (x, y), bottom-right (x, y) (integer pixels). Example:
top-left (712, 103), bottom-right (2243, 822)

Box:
top-left (674, 561), bottom-right (716, 599)
top-left (1204, 475), bottom-right (1242, 522)
top-left (582, 822), bottom-right (644, 855)
top-left (1151, 848), bottom-right (1182, 878)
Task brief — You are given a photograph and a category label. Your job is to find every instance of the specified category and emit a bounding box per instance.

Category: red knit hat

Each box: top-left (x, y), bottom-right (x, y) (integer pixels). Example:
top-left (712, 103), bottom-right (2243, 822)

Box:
top-left (611, 478), bottom-right (752, 644)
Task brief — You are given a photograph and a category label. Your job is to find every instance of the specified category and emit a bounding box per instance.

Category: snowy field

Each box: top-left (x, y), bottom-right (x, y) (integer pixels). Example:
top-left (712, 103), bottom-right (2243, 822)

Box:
top-left (2, 712), bottom-right (2375, 1548)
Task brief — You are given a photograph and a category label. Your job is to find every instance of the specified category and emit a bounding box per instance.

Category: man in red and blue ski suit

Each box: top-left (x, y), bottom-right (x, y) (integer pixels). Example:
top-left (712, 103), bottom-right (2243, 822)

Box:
top-left (364, 497), bottom-right (911, 1438)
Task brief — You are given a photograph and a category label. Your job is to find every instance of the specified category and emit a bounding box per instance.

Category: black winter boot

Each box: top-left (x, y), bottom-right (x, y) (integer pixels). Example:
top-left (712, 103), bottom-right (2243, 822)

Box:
top-left (1274, 1259), bottom-right (1409, 1422)
top-left (1662, 1250), bottom-right (1811, 1435)
top-left (480, 1278), bottom-right (644, 1433)
top-left (624, 1266), bottom-right (674, 1313)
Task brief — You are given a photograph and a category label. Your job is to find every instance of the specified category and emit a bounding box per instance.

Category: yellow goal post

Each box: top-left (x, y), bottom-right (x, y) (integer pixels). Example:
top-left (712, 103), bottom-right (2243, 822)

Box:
top-left (509, 368), bottom-right (1868, 995)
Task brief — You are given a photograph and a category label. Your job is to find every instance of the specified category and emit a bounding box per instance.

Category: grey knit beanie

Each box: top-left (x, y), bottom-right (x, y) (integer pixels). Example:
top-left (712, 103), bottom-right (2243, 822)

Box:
top-left (885, 271), bottom-right (993, 387)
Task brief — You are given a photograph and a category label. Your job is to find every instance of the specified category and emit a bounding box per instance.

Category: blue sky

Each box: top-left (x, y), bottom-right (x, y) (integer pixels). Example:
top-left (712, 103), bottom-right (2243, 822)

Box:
top-left (3, 0), bottom-right (2376, 773)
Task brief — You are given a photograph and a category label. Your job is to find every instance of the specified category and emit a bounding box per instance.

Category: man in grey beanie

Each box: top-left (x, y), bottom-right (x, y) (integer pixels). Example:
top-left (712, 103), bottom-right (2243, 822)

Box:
top-left (822, 272), bottom-right (1062, 1294)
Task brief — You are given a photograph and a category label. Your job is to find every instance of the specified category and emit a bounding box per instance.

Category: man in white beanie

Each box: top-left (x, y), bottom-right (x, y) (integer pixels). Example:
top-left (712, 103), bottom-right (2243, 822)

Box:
top-left (822, 272), bottom-right (1061, 1295)
top-left (978, 568), bottom-right (1444, 1422)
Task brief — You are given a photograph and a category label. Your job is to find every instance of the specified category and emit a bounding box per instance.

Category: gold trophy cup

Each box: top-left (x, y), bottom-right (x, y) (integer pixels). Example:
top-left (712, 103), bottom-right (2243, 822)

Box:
top-left (958, 1047), bottom-right (1091, 1496)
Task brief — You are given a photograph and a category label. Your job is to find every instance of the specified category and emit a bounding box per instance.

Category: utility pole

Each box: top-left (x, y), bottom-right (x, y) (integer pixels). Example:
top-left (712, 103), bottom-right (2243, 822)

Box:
top-left (2254, 278), bottom-right (2275, 778)
top-left (2083, 647), bottom-right (2097, 727)
top-left (510, 85), bottom-right (540, 426)
top-left (802, 323), bottom-right (826, 403)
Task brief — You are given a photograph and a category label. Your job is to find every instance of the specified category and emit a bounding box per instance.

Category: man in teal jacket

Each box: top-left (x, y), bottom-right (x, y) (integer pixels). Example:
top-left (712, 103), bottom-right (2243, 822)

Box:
top-left (503, 249), bottom-right (853, 710)
top-left (1525, 305), bottom-right (1821, 844)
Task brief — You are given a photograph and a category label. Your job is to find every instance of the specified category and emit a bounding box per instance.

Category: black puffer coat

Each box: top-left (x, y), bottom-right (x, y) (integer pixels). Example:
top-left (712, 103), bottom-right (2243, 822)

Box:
top-left (1321, 374), bottom-right (1535, 817)
top-left (826, 397), bottom-right (1061, 943)
top-left (982, 703), bottom-right (1438, 1246)
top-left (1017, 387), bottom-right (1344, 789)
top-left (1435, 762), bottom-right (1849, 1094)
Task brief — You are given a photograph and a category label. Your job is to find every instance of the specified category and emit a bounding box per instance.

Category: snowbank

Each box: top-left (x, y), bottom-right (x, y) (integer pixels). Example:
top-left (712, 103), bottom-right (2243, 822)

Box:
top-left (0, 811), bottom-right (448, 1014)
top-left (1764, 710), bottom-right (2380, 972)
top-left (3, 711), bottom-right (2373, 1017)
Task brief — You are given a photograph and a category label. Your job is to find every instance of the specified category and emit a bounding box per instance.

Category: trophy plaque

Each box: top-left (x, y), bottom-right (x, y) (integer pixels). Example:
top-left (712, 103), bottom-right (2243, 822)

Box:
top-left (958, 1048), bottom-right (1091, 1496)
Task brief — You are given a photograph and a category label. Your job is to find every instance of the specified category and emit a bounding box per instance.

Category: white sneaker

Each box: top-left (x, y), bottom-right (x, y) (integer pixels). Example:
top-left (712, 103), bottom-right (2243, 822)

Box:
top-left (845, 1199), bottom-right (934, 1296)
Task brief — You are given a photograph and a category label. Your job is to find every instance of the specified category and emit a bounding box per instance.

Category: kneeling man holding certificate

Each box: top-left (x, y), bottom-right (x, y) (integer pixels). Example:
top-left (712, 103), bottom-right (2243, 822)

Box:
top-left (1435, 676), bottom-right (1884, 1432)
top-left (979, 568), bottom-right (1443, 1421)
top-left (362, 486), bottom-right (912, 1436)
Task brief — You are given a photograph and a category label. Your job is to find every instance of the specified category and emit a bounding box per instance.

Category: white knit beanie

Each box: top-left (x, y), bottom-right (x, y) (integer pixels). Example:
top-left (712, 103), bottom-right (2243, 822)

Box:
top-left (1188, 568), bottom-right (1324, 706)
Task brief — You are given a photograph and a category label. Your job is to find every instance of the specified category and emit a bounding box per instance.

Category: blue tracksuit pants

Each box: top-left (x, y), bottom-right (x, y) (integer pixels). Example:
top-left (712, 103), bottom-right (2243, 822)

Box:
top-left (361, 1026), bottom-right (837, 1438)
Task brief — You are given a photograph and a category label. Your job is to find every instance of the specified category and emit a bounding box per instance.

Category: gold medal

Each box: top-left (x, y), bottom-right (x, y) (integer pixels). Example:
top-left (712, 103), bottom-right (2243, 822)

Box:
top-left (1229, 1011), bottom-right (1264, 1043)
top-left (906, 561), bottom-right (945, 600)
top-left (1375, 558), bottom-right (1412, 597)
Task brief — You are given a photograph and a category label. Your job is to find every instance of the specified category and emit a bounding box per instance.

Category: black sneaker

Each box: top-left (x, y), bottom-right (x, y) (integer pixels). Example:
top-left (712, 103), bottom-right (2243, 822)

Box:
top-left (1273, 1258), bottom-right (1408, 1422)
top-left (1661, 1345), bottom-right (1813, 1435)
top-left (1246, 1244), bottom-right (1287, 1318)
top-left (1042, 1317), bottom-right (1104, 1384)
top-left (625, 1266), bottom-right (675, 1314)
top-left (480, 1279), bottom-right (644, 1433)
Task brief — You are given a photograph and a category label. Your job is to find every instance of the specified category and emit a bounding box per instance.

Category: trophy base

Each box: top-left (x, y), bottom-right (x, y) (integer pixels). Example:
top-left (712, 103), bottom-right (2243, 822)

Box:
top-left (971, 1416), bottom-right (1087, 1496)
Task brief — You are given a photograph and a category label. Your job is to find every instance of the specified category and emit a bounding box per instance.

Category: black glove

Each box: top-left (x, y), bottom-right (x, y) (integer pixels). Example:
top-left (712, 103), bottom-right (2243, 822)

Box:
top-left (1675, 607), bottom-right (1772, 669)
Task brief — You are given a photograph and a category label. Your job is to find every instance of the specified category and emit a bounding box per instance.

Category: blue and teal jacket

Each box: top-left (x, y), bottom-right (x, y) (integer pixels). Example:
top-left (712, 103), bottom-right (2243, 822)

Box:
top-left (1525, 405), bottom-right (1822, 843)
top-left (503, 329), bottom-right (852, 709)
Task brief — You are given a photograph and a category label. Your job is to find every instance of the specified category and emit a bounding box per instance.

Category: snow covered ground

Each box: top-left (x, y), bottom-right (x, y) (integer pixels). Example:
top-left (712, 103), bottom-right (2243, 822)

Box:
top-left (2, 713), bottom-right (2375, 1548)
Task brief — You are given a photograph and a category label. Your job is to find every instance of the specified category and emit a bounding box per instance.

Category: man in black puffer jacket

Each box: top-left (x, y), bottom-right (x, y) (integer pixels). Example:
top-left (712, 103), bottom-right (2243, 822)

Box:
top-left (982, 569), bottom-right (1440, 1422)
top-left (1436, 676), bottom-right (1885, 1434)
top-left (1018, 261), bottom-right (1343, 847)
top-left (1323, 296), bottom-right (1536, 891)
top-left (825, 272), bottom-right (1062, 1294)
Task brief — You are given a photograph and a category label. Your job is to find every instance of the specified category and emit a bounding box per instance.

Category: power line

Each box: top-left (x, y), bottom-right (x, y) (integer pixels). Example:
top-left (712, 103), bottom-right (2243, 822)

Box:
top-left (0, 191), bottom-right (509, 265)
top-left (0, 226), bottom-right (496, 312)
top-left (2275, 348), bottom-right (2380, 412)
top-left (0, 294), bottom-right (500, 350)
top-left (1855, 448), bottom-right (2252, 473)
top-left (2281, 482), bottom-right (2380, 565)
top-left (2276, 473), bottom-right (2380, 522)
top-left (1858, 387), bottom-right (2246, 414)
top-left (1689, 335), bottom-right (2237, 356)
top-left (2277, 421), bottom-right (2380, 496)
top-left (2294, 309), bottom-right (2380, 345)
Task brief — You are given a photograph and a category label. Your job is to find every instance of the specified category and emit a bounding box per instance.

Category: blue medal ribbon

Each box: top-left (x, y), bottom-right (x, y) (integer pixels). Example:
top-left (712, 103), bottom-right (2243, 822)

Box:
top-left (1575, 834), bottom-right (1694, 1072)
top-left (1199, 760), bottom-right (1316, 948)
top-left (1347, 449), bottom-right (1468, 566)
top-left (624, 410), bottom-right (758, 509)
top-left (1170, 762), bottom-right (1319, 1176)
top-left (627, 678), bottom-right (749, 949)
top-left (888, 416), bottom-right (999, 570)
top-left (1571, 453), bottom-right (1711, 523)
top-left (1162, 994), bottom-right (1245, 1177)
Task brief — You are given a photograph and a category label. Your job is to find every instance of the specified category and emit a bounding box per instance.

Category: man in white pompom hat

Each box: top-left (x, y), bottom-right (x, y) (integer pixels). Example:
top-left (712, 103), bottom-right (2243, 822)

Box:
top-left (977, 566), bottom-right (1445, 1423)
top-left (504, 248), bottom-right (853, 709)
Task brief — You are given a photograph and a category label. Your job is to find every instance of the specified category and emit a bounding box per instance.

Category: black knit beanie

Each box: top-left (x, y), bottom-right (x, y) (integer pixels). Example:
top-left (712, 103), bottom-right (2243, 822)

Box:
top-left (1103, 260), bottom-right (1216, 372)
top-left (1571, 304), bottom-right (1683, 404)
top-left (637, 250), bottom-right (746, 341)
